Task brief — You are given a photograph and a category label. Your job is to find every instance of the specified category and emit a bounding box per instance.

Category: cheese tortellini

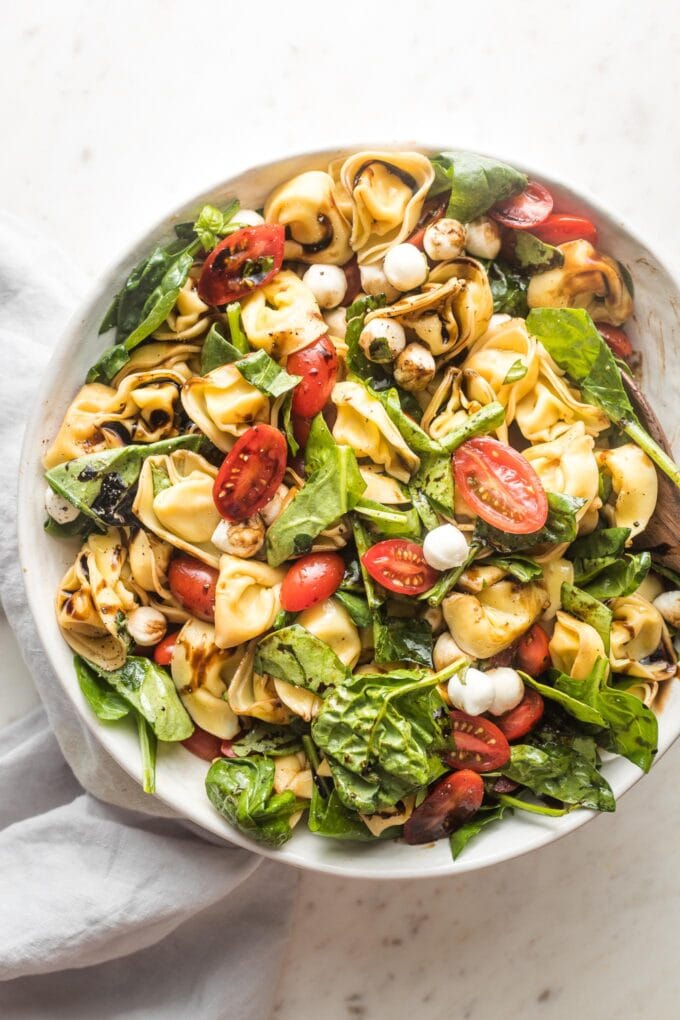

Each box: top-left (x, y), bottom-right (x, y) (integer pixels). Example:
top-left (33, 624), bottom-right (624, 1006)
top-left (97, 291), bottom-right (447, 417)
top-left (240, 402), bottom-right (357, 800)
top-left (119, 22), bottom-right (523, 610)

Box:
top-left (170, 618), bottom-right (240, 738)
top-left (461, 317), bottom-right (539, 425)
top-left (264, 170), bottom-right (352, 265)
top-left (610, 594), bottom-right (676, 681)
top-left (214, 555), bottom-right (285, 649)
top-left (515, 345), bottom-right (609, 443)
top-left (443, 581), bottom-right (547, 659)
top-left (331, 380), bottom-right (420, 482)
top-left (240, 270), bottom-right (326, 359)
top-left (181, 364), bottom-right (270, 452)
top-left (597, 444), bottom-right (658, 540)
top-left (527, 239), bottom-right (634, 325)
top-left (549, 611), bottom-right (608, 679)
top-left (152, 277), bottom-right (211, 340)
top-left (523, 422), bottom-right (600, 521)
top-left (298, 598), bottom-right (361, 669)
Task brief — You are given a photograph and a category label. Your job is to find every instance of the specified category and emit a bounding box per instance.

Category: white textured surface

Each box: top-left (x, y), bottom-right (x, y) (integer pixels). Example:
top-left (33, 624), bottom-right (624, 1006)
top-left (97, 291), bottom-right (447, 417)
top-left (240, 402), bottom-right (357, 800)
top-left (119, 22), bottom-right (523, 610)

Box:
top-left (2, 1), bottom-right (679, 1016)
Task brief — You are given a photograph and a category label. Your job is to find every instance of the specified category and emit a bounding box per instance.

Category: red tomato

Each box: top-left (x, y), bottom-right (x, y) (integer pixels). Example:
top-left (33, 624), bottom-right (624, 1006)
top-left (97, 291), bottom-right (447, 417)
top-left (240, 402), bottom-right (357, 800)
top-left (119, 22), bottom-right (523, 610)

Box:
top-left (280, 552), bottom-right (345, 612)
top-left (596, 322), bottom-right (633, 359)
top-left (292, 414), bottom-right (313, 448)
top-left (181, 726), bottom-right (223, 761)
top-left (361, 539), bottom-right (440, 595)
top-left (490, 181), bottom-right (553, 230)
top-left (152, 630), bottom-right (179, 666)
top-left (197, 225), bottom-right (284, 306)
top-left (220, 739), bottom-right (238, 758)
top-left (516, 624), bottom-right (551, 676)
top-left (407, 195), bottom-right (449, 250)
top-left (495, 688), bottom-right (545, 742)
top-left (341, 257), bottom-right (362, 307)
top-left (532, 213), bottom-right (598, 246)
top-left (213, 423), bottom-right (287, 522)
top-left (446, 712), bottom-right (511, 772)
top-left (287, 335), bottom-right (339, 419)
top-left (168, 555), bottom-right (218, 622)
top-left (403, 770), bottom-right (484, 844)
top-left (453, 436), bottom-right (548, 534)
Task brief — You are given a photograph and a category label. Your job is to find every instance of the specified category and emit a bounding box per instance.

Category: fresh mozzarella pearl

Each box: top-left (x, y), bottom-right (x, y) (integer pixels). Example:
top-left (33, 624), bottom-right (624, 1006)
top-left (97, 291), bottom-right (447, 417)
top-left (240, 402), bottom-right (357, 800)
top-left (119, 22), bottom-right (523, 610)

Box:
top-left (44, 486), bottom-right (79, 524)
top-left (465, 216), bottom-right (502, 259)
top-left (448, 667), bottom-right (495, 716)
top-left (383, 244), bottom-right (429, 291)
top-left (424, 218), bottom-right (467, 261)
top-left (433, 632), bottom-right (467, 671)
top-left (126, 607), bottom-right (167, 647)
top-left (653, 590), bottom-right (680, 628)
top-left (323, 306), bottom-right (348, 340)
top-left (359, 317), bottom-right (406, 361)
top-left (359, 264), bottom-right (400, 302)
top-left (211, 515), bottom-right (265, 558)
top-left (231, 208), bottom-right (265, 227)
top-left (260, 485), bottom-right (290, 527)
top-left (486, 667), bottom-right (525, 716)
top-left (302, 264), bottom-right (347, 309)
top-left (423, 524), bottom-right (469, 571)
top-left (393, 342), bottom-right (436, 392)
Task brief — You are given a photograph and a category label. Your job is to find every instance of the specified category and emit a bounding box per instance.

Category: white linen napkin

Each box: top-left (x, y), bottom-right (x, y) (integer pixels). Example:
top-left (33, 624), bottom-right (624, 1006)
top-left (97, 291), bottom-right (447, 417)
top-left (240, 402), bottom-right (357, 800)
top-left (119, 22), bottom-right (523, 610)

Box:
top-left (0, 212), bottom-right (298, 1017)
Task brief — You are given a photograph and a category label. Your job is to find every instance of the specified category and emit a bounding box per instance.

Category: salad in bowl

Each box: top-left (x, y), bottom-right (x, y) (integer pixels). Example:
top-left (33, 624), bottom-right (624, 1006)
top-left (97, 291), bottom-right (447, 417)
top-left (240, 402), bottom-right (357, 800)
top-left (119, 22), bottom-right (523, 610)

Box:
top-left (40, 148), bottom-right (680, 861)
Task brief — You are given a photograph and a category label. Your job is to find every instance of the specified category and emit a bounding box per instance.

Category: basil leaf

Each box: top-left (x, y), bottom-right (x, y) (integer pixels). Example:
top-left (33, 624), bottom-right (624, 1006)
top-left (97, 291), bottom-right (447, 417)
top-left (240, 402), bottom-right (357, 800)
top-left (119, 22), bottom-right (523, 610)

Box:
top-left (45, 434), bottom-right (204, 527)
top-left (308, 786), bottom-right (375, 841)
top-left (485, 555), bottom-right (543, 582)
top-left (430, 151), bottom-right (527, 223)
top-left (205, 756), bottom-right (306, 848)
top-left (561, 583), bottom-right (612, 654)
top-left (502, 741), bottom-right (615, 811)
top-left (373, 612), bottom-right (433, 668)
top-left (333, 590), bottom-right (373, 628)
top-left (193, 200), bottom-right (239, 252)
top-left (200, 322), bottom-right (242, 373)
top-left (354, 497), bottom-right (422, 540)
top-left (474, 492), bottom-right (585, 553)
top-left (229, 723), bottom-right (304, 758)
top-left (234, 349), bottom-right (301, 398)
top-left (74, 656), bottom-right (130, 721)
top-left (449, 803), bottom-right (510, 860)
top-left (511, 232), bottom-right (564, 271)
top-left (83, 656), bottom-right (193, 741)
top-left (438, 401), bottom-right (506, 454)
top-left (254, 624), bottom-right (350, 693)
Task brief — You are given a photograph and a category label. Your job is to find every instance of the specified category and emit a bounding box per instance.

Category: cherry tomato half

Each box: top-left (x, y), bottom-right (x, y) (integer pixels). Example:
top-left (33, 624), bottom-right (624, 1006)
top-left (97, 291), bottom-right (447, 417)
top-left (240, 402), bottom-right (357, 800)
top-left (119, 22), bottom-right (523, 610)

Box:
top-left (516, 624), bottom-right (551, 676)
top-left (197, 224), bottom-right (284, 306)
top-left (181, 726), bottom-right (223, 761)
top-left (361, 539), bottom-right (440, 595)
top-left (495, 688), bottom-right (545, 743)
top-left (596, 322), bottom-right (633, 359)
top-left (531, 213), bottom-right (598, 247)
top-left (407, 194), bottom-right (449, 250)
top-left (280, 552), bottom-right (345, 612)
top-left (152, 630), bottom-right (179, 666)
top-left (213, 423), bottom-right (287, 522)
top-left (288, 335), bottom-right (339, 419)
top-left (403, 770), bottom-right (484, 844)
top-left (446, 711), bottom-right (511, 772)
top-left (453, 436), bottom-right (548, 535)
top-left (490, 181), bottom-right (553, 230)
top-left (168, 555), bottom-right (219, 622)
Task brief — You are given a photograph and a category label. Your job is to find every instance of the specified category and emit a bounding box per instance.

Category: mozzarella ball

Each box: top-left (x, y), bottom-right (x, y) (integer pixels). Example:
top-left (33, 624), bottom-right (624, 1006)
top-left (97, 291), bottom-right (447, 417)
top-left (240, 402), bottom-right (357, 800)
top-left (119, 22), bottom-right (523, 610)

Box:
top-left (231, 208), bottom-right (265, 227)
top-left (465, 216), bottom-right (502, 259)
top-left (393, 342), bottom-right (436, 392)
top-left (433, 631), bottom-right (467, 671)
top-left (424, 218), bottom-right (467, 261)
top-left (486, 667), bottom-right (525, 716)
top-left (211, 515), bottom-right (265, 558)
top-left (44, 486), bottom-right (79, 524)
top-left (359, 317), bottom-right (406, 362)
top-left (448, 666), bottom-right (495, 716)
top-left (302, 264), bottom-right (347, 309)
top-left (359, 264), bottom-right (400, 302)
top-left (323, 306), bottom-right (348, 340)
top-left (423, 524), bottom-right (469, 571)
top-left (126, 607), bottom-right (167, 647)
top-left (653, 590), bottom-right (680, 628)
top-left (383, 244), bottom-right (429, 292)
top-left (261, 485), bottom-right (290, 527)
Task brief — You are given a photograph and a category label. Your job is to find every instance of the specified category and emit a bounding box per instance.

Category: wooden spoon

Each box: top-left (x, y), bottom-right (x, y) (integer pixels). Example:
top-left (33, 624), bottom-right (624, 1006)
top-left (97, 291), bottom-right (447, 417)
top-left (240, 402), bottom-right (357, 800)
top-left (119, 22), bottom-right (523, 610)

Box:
top-left (622, 372), bottom-right (680, 573)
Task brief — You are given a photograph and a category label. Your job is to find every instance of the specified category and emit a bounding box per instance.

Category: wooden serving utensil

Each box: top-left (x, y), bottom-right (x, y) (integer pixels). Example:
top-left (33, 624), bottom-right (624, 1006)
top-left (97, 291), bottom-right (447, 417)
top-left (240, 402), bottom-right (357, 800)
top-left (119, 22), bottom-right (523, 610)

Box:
top-left (622, 372), bottom-right (680, 573)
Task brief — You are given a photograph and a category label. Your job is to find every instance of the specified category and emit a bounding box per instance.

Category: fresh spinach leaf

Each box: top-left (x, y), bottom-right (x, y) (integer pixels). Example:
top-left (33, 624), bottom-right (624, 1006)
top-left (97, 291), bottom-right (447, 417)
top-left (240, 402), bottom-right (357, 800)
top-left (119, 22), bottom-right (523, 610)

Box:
top-left (205, 756), bottom-right (306, 848)
top-left (522, 671), bottom-right (607, 727)
top-left (43, 513), bottom-right (92, 540)
top-left (271, 609), bottom-right (299, 631)
top-left (409, 455), bottom-right (455, 519)
top-left (254, 624), bottom-right (349, 693)
top-left (430, 151), bottom-right (527, 223)
top-left (135, 710), bottom-right (157, 794)
top-left (502, 359), bottom-right (529, 385)
top-left (438, 401), bottom-right (506, 454)
top-left (354, 497), bottom-right (422, 540)
top-left (234, 349), bottom-right (301, 397)
top-left (226, 302), bottom-right (249, 354)
top-left (119, 242), bottom-right (198, 353)
top-left (483, 260), bottom-right (529, 317)
top-left (87, 344), bottom-right (132, 384)
top-left (409, 484), bottom-right (442, 531)
top-left (368, 384), bottom-right (444, 456)
top-left (449, 803), bottom-right (510, 860)
top-left (485, 555), bottom-right (543, 582)
top-left (582, 552), bottom-right (651, 600)
top-left (474, 492), bottom-right (585, 553)
top-left (568, 527), bottom-right (630, 579)
top-left (561, 582), bottom-right (612, 654)
top-left (345, 294), bottom-right (388, 380)
top-left (351, 516), bottom-right (386, 610)
top-left (373, 611), bottom-right (433, 667)
top-left (74, 656), bottom-right (130, 721)
top-left (281, 392), bottom-right (299, 456)
top-left (308, 786), bottom-right (375, 841)
top-left (200, 322), bottom-right (242, 373)
top-left (84, 655), bottom-right (194, 741)
top-left (502, 739), bottom-right (615, 811)
top-left (596, 684), bottom-right (658, 772)
top-left (511, 232), bottom-right (564, 271)
top-left (229, 723), bottom-right (304, 758)
top-left (420, 543), bottom-right (481, 607)
top-left (333, 590), bottom-right (373, 628)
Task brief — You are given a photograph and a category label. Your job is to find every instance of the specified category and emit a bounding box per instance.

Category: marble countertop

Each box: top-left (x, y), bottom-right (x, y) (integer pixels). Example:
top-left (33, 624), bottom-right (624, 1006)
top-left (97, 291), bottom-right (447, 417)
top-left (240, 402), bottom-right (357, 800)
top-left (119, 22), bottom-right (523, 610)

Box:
top-left (2, 2), bottom-right (680, 1016)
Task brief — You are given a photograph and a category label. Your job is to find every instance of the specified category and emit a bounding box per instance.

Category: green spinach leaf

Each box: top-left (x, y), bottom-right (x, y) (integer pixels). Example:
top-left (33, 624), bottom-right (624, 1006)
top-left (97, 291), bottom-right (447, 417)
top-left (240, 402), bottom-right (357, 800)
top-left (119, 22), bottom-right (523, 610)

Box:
top-left (229, 722), bottom-right (304, 758)
top-left (354, 497), bottom-right (422, 540)
top-left (409, 455), bottom-right (455, 519)
top-left (561, 582), bottom-right (612, 654)
top-left (483, 260), bottom-right (529, 317)
top-left (345, 294), bottom-right (388, 380)
top-left (205, 756), bottom-right (306, 847)
top-left (373, 611), bottom-right (433, 667)
top-left (449, 803), bottom-right (510, 860)
top-left (308, 786), bottom-right (376, 841)
top-left (87, 344), bottom-right (132, 384)
top-left (437, 401), bottom-right (506, 454)
top-left (254, 624), bottom-right (350, 693)
top-left (474, 492), bottom-right (585, 553)
top-left (502, 739), bottom-right (615, 811)
top-left (84, 655), bottom-right (194, 741)
top-left (511, 232), bottom-right (564, 271)
top-left (200, 322), bottom-right (242, 373)
top-left (485, 555), bottom-right (543, 582)
top-left (333, 590), bottom-right (373, 628)
top-left (368, 384), bottom-right (444, 456)
top-left (234, 349), bottom-right (301, 397)
top-left (351, 516), bottom-right (386, 610)
top-left (74, 656), bottom-right (130, 721)
top-left (430, 151), bottom-right (527, 222)
top-left (136, 711), bottom-right (157, 794)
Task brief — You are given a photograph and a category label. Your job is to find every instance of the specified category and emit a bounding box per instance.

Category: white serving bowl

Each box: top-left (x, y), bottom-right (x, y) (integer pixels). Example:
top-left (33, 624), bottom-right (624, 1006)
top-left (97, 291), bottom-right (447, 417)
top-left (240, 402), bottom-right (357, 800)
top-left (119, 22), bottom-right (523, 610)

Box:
top-left (18, 145), bottom-right (680, 879)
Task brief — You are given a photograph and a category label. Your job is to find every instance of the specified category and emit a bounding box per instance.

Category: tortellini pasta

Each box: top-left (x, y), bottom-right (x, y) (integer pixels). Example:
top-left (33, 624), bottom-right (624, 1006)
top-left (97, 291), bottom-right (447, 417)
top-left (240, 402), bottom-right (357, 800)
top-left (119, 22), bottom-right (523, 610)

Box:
top-left (597, 444), bottom-right (658, 540)
top-left (523, 422), bottom-right (600, 521)
top-left (335, 150), bottom-right (434, 263)
top-left (549, 611), bottom-right (607, 679)
top-left (442, 581), bottom-right (547, 659)
top-left (127, 529), bottom-right (173, 599)
top-left (460, 317), bottom-right (539, 425)
top-left (527, 239), bottom-right (634, 326)
top-left (358, 467), bottom-right (407, 505)
top-left (112, 341), bottom-right (201, 383)
top-left (170, 618), bottom-right (240, 738)
top-left (297, 598), bottom-right (361, 669)
top-left (273, 753), bottom-right (314, 801)
top-left (423, 367), bottom-right (505, 445)
top-left (227, 641), bottom-right (292, 724)
top-left (540, 558), bottom-right (574, 621)
top-left (360, 796), bottom-right (416, 837)
top-left (181, 364), bottom-right (270, 452)
top-left (133, 450), bottom-right (223, 567)
top-left (152, 277), bottom-right (211, 340)
top-left (214, 554), bottom-right (285, 649)
top-left (264, 170), bottom-right (352, 265)
top-left (240, 270), bottom-right (326, 359)
top-left (610, 594), bottom-right (676, 681)
top-left (515, 345), bottom-right (609, 443)
top-left (331, 380), bottom-right (420, 482)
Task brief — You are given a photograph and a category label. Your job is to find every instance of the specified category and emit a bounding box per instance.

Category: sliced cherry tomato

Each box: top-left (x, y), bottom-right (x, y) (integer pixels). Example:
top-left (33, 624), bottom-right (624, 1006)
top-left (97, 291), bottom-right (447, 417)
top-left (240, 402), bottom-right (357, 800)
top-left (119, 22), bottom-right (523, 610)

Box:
top-left (516, 624), bottom-right (551, 676)
top-left (213, 423), bottom-right (287, 522)
top-left (152, 630), bottom-right (179, 666)
top-left (453, 436), bottom-right (548, 534)
top-left (168, 555), bottom-right (218, 622)
top-left (490, 181), bottom-right (553, 230)
top-left (280, 552), bottom-right (345, 612)
top-left (361, 539), bottom-right (440, 595)
top-left (181, 726), bottom-right (223, 761)
top-left (292, 414), bottom-right (313, 448)
top-left (288, 335), bottom-right (339, 419)
top-left (595, 322), bottom-right (633, 359)
top-left (220, 739), bottom-right (238, 758)
top-left (197, 224), bottom-right (284, 306)
top-left (495, 688), bottom-right (545, 743)
top-left (407, 195), bottom-right (449, 250)
top-left (532, 213), bottom-right (598, 246)
top-left (403, 770), bottom-right (484, 844)
top-left (341, 257), bottom-right (362, 307)
top-left (446, 711), bottom-right (511, 772)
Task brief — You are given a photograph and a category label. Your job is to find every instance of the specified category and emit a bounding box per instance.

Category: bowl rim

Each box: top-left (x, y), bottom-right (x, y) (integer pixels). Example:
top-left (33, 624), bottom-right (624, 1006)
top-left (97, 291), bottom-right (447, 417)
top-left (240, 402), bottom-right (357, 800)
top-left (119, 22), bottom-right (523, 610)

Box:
top-left (18, 141), bottom-right (680, 879)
